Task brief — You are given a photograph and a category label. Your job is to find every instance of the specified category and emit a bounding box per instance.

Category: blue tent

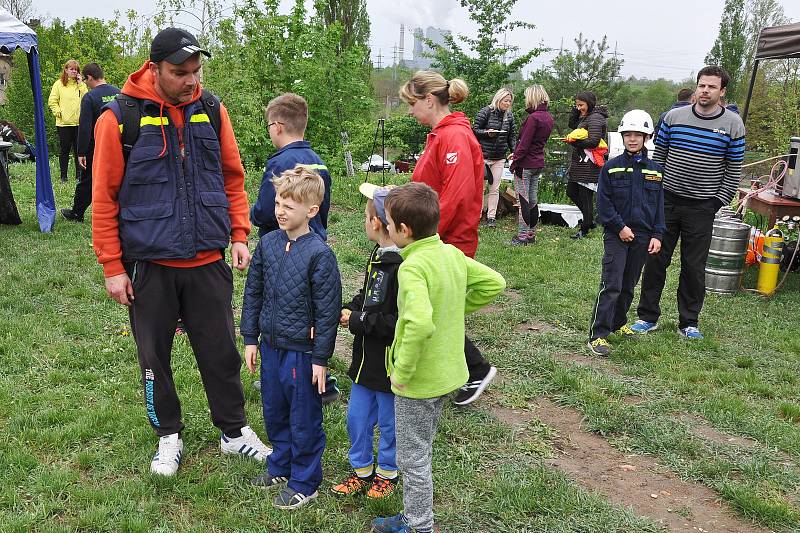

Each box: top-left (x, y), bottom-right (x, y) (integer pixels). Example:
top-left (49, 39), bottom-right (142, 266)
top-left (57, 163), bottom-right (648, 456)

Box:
top-left (0, 9), bottom-right (54, 232)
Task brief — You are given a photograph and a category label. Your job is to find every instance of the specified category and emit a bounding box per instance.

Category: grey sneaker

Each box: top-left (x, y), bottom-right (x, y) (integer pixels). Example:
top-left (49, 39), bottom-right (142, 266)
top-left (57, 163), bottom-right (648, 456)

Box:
top-left (251, 473), bottom-right (288, 488)
top-left (273, 486), bottom-right (318, 509)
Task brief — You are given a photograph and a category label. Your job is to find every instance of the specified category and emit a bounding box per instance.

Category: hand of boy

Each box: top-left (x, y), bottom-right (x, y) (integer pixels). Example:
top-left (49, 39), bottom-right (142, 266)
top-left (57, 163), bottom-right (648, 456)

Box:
top-left (619, 226), bottom-right (635, 242)
top-left (648, 238), bottom-right (662, 255)
top-left (312, 364), bottom-right (327, 394)
top-left (245, 344), bottom-right (259, 373)
top-left (340, 308), bottom-right (351, 327)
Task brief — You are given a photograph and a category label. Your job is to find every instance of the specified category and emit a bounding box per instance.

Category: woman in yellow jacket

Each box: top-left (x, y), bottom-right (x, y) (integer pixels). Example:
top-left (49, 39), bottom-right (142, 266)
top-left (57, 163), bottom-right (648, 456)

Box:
top-left (48, 60), bottom-right (88, 182)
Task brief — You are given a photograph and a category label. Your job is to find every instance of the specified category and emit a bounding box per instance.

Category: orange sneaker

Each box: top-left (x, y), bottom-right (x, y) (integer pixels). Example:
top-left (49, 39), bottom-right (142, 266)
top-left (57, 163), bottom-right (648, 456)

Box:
top-left (366, 474), bottom-right (397, 499)
top-left (331, 472), bottom-right (371, 496)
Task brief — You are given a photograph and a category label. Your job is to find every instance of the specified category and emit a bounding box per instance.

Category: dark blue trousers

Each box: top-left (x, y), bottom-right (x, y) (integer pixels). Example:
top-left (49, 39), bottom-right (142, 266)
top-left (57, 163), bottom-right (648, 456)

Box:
top-left (260, 342), bottom-right (325, 495)
top-left (589, 231), bottom-right (651, 340)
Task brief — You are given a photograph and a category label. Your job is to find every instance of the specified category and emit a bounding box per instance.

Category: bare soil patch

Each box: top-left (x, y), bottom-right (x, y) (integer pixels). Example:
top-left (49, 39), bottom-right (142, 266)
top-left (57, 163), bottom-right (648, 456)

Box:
top-left (552, 352), bottom-right (624, 376)
top-left (681, 414), bottom-right (761, 450)
top-left (513, 320), bottom-right (557, 334)
top-left (526, 398), bottom-right (770, 533)
top-left (680, 414), bottom-right (796, 468)
top-left (476, 303), bottom-right (503, 315)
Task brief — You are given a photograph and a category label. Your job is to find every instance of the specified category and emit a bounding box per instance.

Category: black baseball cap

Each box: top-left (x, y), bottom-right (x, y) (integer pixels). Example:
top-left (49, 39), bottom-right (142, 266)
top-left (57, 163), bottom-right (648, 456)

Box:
top-left (150, 27), bottom-right (210, 64)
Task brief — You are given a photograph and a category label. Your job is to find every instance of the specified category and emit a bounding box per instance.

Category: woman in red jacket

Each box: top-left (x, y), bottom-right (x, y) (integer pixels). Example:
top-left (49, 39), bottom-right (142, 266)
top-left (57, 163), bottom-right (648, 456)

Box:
top-left (398, 71), bottom-right (497, 406)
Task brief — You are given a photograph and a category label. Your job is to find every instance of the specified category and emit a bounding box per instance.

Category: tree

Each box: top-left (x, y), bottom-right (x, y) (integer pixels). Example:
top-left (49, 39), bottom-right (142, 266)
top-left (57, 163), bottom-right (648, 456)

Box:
top-left (1, 0), bottom-right (35, 22)
top-left (204, 0), bottom-right (374, 172)
top-left (427, 0), bottom-right (544, 120)
top-left (705, 0), bottom-right (747, 100)
top-left (531, 34), bottom-right (626, 133)
top-left (155, 0), bottom-right (225, 48)
top-left (316, 0), bottom-right (369, 52)
top-left (0, 14), bottom-right (151, 151)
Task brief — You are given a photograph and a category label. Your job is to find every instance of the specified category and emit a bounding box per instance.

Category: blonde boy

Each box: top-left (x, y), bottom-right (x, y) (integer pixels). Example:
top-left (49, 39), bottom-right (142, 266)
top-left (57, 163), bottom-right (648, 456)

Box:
top-left (240, 166), bottom-right (341, 509)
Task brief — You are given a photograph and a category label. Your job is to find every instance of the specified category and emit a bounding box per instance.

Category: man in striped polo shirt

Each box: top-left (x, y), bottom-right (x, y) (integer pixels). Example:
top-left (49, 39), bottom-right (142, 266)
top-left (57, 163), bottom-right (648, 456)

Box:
top-left (629, 65), bottom-right (745, 339)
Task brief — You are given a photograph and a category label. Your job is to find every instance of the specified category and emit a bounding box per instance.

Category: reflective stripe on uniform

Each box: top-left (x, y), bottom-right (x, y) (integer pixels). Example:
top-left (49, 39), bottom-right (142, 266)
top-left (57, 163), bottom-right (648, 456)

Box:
top-left (140, 116), bottom-right (170, 127)
top-left (189, 113), bottom-right (210, 123)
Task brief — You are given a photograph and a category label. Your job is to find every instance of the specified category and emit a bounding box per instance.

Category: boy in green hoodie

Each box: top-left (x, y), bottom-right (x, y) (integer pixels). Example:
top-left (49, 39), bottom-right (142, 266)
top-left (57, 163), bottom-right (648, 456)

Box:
top-left (371, 182), bottom-right (506, 533)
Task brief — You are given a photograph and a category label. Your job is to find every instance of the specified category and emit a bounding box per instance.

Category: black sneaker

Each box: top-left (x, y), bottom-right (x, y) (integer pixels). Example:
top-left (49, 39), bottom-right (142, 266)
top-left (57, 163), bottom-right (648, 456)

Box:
top-left (273, 486), bottom-right (318, 509)
top-left (587, 338), bottom-right (612, 357)
top-left (571, 229), bottom-right (588, 239)
top-left (61, 208), bottom-right (83, 222)
top-left (321, 375), bottom-right (340, 405)
top-left (453, 366), bottom-right (497, 406)
top-left (251, 472), bottom-right (288, 488)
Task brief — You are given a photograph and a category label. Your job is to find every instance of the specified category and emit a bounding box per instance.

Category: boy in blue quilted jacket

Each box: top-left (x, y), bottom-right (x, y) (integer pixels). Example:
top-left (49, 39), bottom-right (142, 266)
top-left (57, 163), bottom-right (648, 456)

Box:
top-left (241, 165), bottom-right (342, 510)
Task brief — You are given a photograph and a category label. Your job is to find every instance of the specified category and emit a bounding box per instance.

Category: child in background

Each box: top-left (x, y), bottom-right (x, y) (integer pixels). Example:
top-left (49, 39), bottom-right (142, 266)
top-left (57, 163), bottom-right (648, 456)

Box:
top-left (588, 110), bottom-right (664, 357)
top-left (249, 92), bottom-right (339, 403)
top-left (371, 182), bottom-right (505, 533)
top-left (333, 183), bottom-right (401, 499)
top-left (241, 166), bottom-right (341, 509)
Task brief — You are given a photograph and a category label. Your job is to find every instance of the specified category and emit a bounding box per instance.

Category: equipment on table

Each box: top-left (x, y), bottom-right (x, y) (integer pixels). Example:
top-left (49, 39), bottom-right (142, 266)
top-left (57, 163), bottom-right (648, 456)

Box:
top-left (756, 226), bottom-right (785, 295)
top-left (781, 137), bottom-right (800, 200)
top-left (705, 219), bottom-right (751, 294)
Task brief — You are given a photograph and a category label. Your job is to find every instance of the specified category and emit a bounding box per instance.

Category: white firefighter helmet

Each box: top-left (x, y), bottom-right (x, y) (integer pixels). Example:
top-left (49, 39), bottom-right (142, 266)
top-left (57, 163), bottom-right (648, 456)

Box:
top-left (618, 109), bottom-right (654, 135)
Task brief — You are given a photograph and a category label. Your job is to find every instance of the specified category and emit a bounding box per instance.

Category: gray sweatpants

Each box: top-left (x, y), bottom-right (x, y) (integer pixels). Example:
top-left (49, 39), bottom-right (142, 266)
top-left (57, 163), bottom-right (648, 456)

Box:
top-left (395, 395), bottom-right (447, 531)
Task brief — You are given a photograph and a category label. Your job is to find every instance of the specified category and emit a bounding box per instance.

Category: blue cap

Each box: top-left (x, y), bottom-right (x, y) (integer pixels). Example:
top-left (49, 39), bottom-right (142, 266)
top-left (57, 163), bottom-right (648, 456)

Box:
top-left (359, 182), bottom-right (392, 225)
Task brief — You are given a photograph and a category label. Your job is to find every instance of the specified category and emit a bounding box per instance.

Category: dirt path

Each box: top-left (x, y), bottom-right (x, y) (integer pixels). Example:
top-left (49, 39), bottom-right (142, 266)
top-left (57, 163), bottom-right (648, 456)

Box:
top-left (490, 398), bottom-right (772, 533)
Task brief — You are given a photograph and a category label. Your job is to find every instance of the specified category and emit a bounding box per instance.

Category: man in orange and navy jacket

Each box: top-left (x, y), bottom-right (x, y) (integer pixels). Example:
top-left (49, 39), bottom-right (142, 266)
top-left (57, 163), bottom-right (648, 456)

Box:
top-left (92, 27), bottom-right (270, 477)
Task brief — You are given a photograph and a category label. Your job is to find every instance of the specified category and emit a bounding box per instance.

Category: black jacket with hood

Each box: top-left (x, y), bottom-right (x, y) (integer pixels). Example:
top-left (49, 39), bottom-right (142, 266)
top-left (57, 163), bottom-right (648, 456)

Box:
top-left (473, 105), bottom-right (517, 161)
top-left (343, 244), bottom-right (403, 393)
top-left (567, 105), bottom-right (609, 184)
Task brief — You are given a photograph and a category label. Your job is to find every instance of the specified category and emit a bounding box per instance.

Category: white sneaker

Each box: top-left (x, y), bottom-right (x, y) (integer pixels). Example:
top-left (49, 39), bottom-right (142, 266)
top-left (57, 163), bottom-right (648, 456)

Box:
top-left (220, 425), bottom-right (272, 462)
top-left (150, 433), bottom-right (183, 476)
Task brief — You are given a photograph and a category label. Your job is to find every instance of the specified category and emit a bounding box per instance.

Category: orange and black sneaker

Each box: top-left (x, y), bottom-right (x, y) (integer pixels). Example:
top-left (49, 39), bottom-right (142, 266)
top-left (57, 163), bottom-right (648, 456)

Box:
top-left (366, 474), bottom-right (397, 499)
top-left (331, 472), bottom-right (372, 496)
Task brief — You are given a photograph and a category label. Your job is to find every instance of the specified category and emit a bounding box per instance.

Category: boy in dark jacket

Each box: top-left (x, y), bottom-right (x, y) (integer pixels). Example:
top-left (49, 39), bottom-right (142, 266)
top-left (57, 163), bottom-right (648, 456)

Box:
top-left (588, 110), bottom-right (665, 357)
top-left (242, 166), bottom-right (342, 509)
top-left (250, 92), bottom-right (339, 402)
top-left (332, 182), bottom-right (400, 499)
top-left (251, 93), bottom-right (331, 240)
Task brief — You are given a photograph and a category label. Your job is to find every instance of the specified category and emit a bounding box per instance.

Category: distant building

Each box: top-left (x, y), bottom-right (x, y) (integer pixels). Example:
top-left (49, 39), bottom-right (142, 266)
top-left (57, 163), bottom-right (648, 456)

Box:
top-left (405, 27), bottom-right (450, 70)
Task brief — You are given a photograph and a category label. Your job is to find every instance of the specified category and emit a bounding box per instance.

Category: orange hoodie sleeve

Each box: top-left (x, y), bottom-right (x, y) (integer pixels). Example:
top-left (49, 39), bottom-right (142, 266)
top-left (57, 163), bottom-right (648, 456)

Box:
top-left (218, 103), bottom-right (250, 243)
top-left (91, 109), bottom-right (127, 278)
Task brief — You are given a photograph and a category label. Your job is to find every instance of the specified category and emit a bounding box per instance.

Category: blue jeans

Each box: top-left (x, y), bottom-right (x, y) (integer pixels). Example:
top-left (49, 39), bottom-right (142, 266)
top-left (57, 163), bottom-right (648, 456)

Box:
top-left (260, 342), bottom-right (325, 495)
top-left (347, 383), bottom-right (397, 475)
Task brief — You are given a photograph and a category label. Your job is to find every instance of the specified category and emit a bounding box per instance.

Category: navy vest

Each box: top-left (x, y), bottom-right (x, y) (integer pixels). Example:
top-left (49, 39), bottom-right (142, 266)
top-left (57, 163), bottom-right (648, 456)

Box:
top-left (107, 97), bottom-right (230, 261)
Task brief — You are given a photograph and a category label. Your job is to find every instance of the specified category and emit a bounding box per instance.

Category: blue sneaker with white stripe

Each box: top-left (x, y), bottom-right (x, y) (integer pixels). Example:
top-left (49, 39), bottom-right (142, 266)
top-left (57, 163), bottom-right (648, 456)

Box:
top-left (220, 425), bottom-right (272, 462)
top-left (629, 320), bottom-right (658, 334)
top-left (677, 326), bottom-right (704, 340)
top-left (151, 433), bottom-right (183, 476)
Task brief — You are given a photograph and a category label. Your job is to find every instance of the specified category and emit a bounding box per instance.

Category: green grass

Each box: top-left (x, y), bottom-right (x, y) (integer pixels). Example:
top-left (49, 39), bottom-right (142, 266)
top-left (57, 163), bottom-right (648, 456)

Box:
top-left (2, 161), bottom-right (800, 530)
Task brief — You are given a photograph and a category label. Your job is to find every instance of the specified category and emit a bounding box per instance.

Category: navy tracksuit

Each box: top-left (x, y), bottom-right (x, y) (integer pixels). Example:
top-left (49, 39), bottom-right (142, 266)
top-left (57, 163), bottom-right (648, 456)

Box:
top-left (260, 344), bottom-right (325, 494)
top-left (241, 230), bottom-right (342, 495)
top-left (589, 150), bottom-right (665, 340)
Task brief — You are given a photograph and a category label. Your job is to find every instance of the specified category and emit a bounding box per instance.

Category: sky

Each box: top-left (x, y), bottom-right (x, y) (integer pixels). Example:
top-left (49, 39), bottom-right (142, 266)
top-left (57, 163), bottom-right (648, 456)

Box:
top-left (31, 0), bottom-right (800, 82)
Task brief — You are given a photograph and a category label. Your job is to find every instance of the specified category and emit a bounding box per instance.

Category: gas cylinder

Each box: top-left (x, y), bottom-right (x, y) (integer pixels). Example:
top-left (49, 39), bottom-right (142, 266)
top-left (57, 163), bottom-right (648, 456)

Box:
top-left (756, 226), bottom-right (784, 295)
